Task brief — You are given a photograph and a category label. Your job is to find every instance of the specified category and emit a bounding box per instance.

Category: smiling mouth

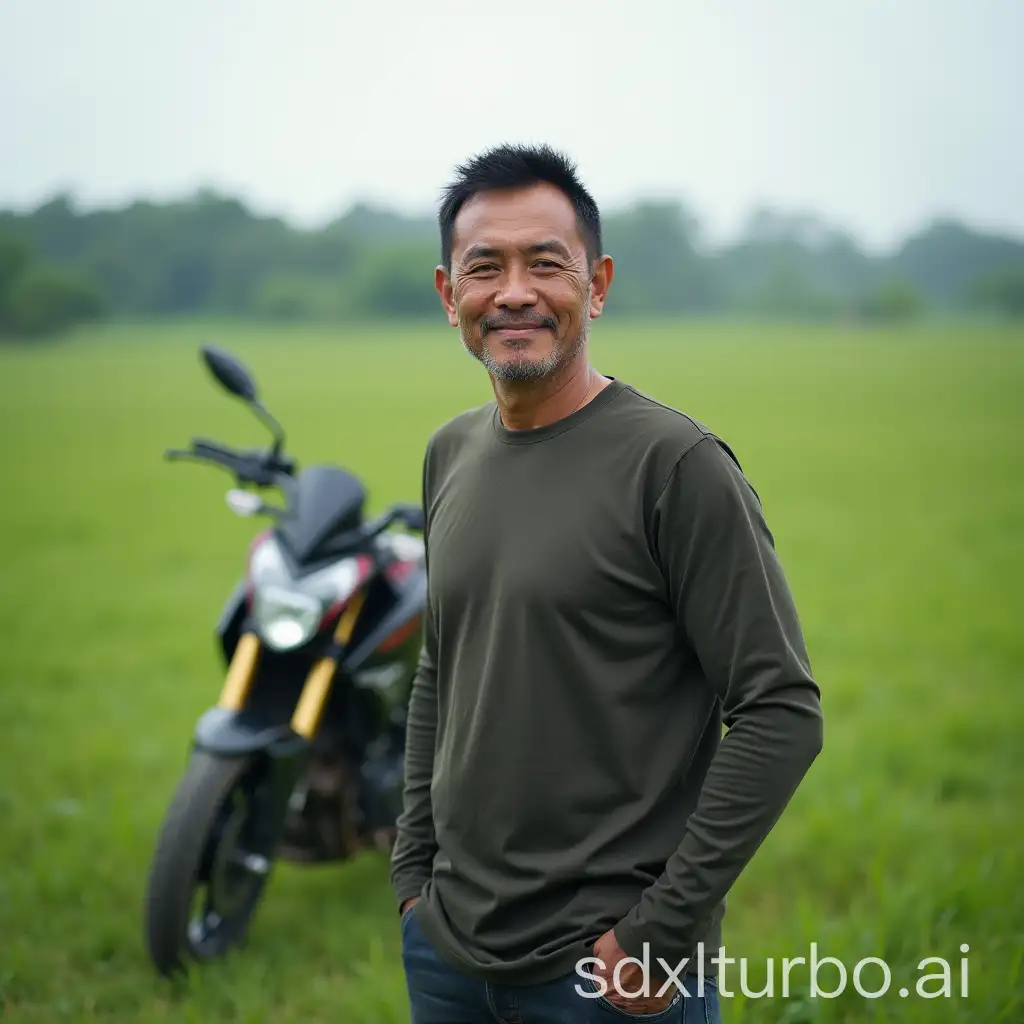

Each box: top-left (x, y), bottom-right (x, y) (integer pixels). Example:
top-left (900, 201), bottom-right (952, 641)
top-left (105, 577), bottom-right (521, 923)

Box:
top-left (494, 325), bottom-right (546, 337)
top-left (487, 320), bottom-right (551, 338)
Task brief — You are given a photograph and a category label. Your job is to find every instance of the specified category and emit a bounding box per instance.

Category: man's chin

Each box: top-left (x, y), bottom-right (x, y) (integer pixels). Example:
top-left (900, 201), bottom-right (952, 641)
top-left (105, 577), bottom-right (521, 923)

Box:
top-left (460, 326), bottom-right (574, 383)
top-left (483, 351), bottom-right (558, 383)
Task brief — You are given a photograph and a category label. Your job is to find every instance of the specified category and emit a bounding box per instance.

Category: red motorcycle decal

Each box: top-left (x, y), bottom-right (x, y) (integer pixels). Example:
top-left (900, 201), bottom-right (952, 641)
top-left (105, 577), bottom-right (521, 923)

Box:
top-left (376, 615), bottom-right (421, 654)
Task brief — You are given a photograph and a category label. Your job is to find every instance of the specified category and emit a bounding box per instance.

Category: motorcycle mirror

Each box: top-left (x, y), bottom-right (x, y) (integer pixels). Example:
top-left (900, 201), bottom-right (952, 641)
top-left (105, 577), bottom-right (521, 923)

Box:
top-left (201, 343), bottom-right (287, 460)
top-left (201, 344), bottom-right (259, 403)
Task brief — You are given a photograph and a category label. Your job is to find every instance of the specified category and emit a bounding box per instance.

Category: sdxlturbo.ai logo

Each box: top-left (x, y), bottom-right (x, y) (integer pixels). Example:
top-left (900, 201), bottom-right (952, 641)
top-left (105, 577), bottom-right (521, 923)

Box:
top-left (575, 943), bottom-right (971, 1001)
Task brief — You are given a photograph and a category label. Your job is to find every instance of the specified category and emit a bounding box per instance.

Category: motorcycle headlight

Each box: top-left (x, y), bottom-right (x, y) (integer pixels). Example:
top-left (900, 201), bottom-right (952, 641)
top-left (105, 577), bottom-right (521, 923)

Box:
top-left (248, 534), bottom-right (324, 651)
top-left (246, 532), bottom-right (368, 651)
top-left (252, 584), bottom-right (323, 651)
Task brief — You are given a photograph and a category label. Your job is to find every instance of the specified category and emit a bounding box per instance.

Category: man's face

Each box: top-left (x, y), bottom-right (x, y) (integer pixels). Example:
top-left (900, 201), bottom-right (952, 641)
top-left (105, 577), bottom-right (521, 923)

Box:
top-left (436, 183), bottom-right (612, 382)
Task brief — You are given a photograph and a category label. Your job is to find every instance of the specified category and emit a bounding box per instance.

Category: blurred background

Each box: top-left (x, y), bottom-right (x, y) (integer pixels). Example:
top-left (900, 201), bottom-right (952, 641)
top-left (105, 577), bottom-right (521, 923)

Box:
top-left (0, 1), bottom-right (1020, 1022)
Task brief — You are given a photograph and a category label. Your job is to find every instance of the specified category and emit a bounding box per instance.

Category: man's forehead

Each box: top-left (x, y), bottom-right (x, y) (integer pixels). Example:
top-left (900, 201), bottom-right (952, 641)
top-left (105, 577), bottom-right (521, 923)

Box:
top-left (451, 184), bottom-right (584, 257)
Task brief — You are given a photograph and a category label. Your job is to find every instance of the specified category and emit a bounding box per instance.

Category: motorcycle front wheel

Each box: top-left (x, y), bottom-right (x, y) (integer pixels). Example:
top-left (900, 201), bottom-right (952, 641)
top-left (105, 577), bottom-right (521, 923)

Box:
top-left (143, 750), bottom-right (274, 977)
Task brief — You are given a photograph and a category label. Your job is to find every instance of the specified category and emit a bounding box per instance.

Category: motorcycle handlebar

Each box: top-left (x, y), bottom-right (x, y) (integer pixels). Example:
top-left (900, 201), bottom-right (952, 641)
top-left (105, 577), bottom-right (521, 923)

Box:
top-left (387, 503), bottom-right (425, 532)
top-left (165, 439), bottom-right (423, 534)
top-left (327, 503), bottom-right (424, 551)
top-left (368, 504), bottom-right (423, 535)
top-left (165, 438), bottom-right (295, 487)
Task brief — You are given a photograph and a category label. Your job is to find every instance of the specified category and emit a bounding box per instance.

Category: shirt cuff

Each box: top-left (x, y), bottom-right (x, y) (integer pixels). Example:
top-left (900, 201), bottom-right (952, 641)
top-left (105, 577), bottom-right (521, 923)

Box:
top-left (393, 878), bottom-right (428, 915)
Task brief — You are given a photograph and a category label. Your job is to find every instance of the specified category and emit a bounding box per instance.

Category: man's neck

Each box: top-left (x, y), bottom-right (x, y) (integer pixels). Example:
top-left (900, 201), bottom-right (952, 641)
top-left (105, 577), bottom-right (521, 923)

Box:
top-left (493, 359), bottom-right (609, 431)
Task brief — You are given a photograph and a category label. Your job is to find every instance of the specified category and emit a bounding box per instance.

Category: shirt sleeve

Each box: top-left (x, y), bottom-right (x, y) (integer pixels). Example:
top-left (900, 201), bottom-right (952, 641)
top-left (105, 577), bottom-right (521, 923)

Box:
top-left (388, 438), bottom-right (439, 910)
top-left (613, 434), bottom-right (824, 971)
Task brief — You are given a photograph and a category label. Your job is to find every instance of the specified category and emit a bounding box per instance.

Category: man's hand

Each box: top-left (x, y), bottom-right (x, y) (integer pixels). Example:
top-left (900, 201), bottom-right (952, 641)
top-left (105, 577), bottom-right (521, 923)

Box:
top-left (400, 896), bottom-right (420, 918)
top-left (592, 927), bottom-right (676, 1014)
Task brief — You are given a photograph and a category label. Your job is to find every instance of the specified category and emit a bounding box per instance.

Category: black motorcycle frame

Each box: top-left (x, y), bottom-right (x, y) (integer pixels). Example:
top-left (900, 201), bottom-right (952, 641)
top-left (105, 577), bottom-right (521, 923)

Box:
top-left (143, 343), bottom-right (426, 976)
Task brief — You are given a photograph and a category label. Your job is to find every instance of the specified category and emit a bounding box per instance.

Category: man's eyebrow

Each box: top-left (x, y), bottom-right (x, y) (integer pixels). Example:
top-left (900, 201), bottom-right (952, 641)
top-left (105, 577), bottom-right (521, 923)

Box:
top-left (458, 240), bottom-right (574, 262)
top-left (460, 245), bottom-right (503, 262)
top-left (525, 239), bottom-right (572, 258)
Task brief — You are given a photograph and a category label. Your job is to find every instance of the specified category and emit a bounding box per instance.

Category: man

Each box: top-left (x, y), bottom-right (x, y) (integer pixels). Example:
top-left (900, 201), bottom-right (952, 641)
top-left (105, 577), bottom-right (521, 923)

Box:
top-left (389, 143), bottom-right (823, 1023)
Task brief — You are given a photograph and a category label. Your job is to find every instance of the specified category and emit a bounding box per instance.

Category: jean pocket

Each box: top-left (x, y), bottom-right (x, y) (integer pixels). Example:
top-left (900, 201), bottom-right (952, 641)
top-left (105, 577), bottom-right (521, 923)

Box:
top-left (580, 970), bottom-right (682, 1020)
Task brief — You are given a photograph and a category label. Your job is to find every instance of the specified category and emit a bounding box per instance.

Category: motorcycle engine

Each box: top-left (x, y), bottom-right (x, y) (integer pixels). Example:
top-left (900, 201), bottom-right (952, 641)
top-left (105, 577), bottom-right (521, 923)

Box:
top-left (277, 728), bottom-right (405, 863)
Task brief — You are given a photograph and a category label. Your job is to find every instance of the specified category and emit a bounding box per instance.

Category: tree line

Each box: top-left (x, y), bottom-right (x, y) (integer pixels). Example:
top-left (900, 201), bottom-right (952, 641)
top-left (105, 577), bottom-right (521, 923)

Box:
top-left (1, 190), bottom-right (1022, 339)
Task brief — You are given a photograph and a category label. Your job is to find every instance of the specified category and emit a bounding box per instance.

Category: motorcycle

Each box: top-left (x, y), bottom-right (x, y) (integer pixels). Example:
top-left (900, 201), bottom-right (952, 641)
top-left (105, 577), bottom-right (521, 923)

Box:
top-left (142, 344), bottom-right (426, 977)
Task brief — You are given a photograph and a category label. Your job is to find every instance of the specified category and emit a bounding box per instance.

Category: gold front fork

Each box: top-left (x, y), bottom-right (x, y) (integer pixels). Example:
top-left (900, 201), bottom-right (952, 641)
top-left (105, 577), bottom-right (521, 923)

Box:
top-left (218, 631), bottom-right (261, 710)
top-left (290, 590), bottom-right (365, 740)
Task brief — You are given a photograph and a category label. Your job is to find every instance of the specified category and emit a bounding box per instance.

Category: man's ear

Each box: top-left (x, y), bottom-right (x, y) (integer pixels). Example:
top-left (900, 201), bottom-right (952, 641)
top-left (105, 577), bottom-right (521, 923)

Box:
top-left (435, 265), bottom-right (458, 327)
top-left (588, 255), bottom-right (614, 319)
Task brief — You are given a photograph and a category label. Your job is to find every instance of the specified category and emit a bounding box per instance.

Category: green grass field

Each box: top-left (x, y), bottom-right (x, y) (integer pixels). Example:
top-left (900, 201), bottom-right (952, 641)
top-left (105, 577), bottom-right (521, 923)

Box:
top-left (1, 319), bottom-right (1021, 1022)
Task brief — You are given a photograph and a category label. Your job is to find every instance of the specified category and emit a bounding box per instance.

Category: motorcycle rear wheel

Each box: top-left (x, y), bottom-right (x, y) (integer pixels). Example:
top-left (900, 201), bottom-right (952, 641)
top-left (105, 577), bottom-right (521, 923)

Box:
top-left (144, 750), bottom-right (273, 977)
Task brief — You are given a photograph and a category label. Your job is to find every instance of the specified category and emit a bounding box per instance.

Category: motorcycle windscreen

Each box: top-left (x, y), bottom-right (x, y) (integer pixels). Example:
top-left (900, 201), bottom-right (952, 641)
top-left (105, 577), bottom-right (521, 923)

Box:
top-left (277, 465), bottom-right (367, 563)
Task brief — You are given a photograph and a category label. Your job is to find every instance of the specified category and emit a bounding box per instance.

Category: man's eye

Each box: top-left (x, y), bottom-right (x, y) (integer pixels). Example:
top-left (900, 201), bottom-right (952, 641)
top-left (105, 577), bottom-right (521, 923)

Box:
top-left (468, 264), bottom-right (498, 274)
top-left (533, 260), bottom-right (560, 270)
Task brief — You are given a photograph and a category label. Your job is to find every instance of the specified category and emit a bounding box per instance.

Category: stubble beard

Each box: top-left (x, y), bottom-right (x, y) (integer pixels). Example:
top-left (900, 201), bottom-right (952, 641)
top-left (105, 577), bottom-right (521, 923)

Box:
top-left (461, 306), bottom-right (591, 383)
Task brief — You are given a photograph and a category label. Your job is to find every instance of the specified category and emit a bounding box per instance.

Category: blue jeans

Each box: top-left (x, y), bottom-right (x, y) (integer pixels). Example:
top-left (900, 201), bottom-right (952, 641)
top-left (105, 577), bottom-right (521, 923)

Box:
top-left (401, 905), bottom-right (721, 1024)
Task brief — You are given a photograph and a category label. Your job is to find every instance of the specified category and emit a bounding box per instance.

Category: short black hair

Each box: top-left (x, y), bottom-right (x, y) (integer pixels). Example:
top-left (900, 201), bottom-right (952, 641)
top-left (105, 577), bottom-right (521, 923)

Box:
top-left (438, 143), bottom-right (602, 269)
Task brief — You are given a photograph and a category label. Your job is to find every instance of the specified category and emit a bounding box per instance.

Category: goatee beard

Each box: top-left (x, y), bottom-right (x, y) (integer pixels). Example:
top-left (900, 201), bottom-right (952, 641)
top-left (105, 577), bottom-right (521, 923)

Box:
top-left (461, 311), bottom-right (590, 383)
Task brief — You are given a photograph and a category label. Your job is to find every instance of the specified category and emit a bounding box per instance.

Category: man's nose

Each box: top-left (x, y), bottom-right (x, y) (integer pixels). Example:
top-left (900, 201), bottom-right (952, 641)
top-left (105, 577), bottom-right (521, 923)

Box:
top-left (494, 264), bottom-right (537, 309)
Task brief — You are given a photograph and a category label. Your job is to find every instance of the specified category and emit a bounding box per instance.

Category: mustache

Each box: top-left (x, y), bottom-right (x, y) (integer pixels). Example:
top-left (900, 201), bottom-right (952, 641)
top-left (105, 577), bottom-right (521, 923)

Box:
top-left (481, 312), bottom-right (557, 335)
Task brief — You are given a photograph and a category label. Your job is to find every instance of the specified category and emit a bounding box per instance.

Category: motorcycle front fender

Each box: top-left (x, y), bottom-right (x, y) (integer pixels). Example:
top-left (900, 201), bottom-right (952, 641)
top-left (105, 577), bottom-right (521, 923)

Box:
top-left (194, 706), bottom-right (307, 758)
top-left (191, 707), bottom-right (311, 857)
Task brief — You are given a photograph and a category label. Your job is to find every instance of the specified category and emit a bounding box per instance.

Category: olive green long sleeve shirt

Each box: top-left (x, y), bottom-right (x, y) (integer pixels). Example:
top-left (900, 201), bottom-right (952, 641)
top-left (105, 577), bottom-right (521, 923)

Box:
top-left (389, 378), bottom-right (823, 984)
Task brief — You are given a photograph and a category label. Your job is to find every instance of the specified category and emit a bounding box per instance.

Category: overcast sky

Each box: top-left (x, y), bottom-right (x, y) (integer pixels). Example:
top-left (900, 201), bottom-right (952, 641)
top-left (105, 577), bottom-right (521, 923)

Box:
top-left (2, 0), bottom-right (1021, 251)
